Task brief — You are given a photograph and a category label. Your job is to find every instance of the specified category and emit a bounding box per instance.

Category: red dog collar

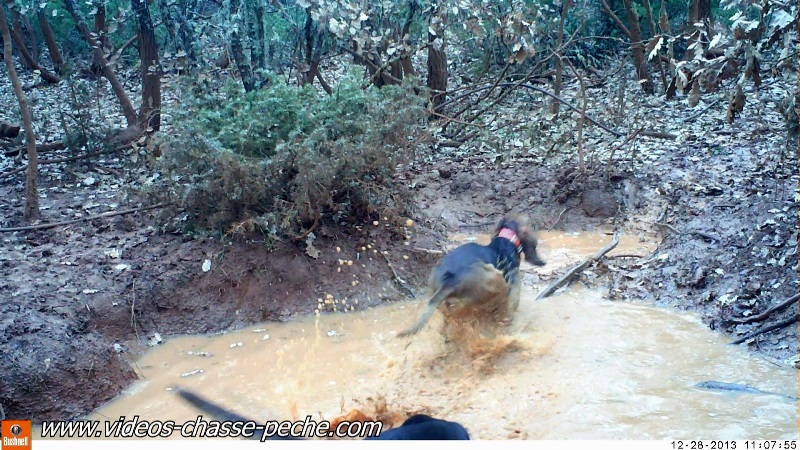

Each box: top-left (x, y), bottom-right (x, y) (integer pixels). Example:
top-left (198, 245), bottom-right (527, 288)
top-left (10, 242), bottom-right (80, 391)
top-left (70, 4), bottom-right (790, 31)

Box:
top-left (497, 228), bottom-right (522, 253)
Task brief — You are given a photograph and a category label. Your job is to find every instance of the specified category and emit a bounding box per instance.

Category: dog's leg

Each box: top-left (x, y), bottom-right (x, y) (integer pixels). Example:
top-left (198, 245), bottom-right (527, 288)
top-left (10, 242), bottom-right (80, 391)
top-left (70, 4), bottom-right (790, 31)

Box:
top-left (507, 269), bottom-right (522, 313)
top-left (397, 285), bottom-right (456, 337)
top-left (502, 272), bottom-right (522, 326)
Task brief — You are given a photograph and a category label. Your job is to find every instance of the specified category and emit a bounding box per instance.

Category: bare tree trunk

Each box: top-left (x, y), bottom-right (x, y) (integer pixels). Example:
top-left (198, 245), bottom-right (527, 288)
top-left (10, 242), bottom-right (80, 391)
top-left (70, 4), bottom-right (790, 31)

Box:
top-left (298, 14), bottom-right (329, 93)
top-left (427, 46), bottom-right (447, 112)
top-left (228, 0), bottom-right (256, 92)
top-left (174, 6), bottom-right (197, 69)
top-left (157, 0), bottom-right (178, 51)
top-left (132, 0), bottom-right (161, 132)
top-left (159, 0), bottom-right (197, 71)
top-left (22, 15), bottom-right (38, 62)
top-left (641, 0), bottom-right (667, 88)
top-left (0, 3), bottom-right (38, 220)
top-left (400, 0), bottom-right (418, 78)
top-left (8, 8), bottom-right (30, 68)
top-left (622, 0), bottom-right (655, 95)
top-left (659, 0), bottom-right (674, 70)
top-left (390, 60), bottom-right (403, 82)
top-left (600, 0), bottom-right (631, 38)
top-left (302, 14), bottom-right (315, 86)
top-left (63, 0), bottom-right (138, 128)
top-left (251, 1), bottom-right (266, 70)
top-left (36, 9), bottom-right (64, 73)
top-left (91, 0), bottom-right (109, 74)
top-left (7, 7), bottom-right (60, 83)
top-left (550, 0), bottom-right (571, 115)
top-left (401, 57), bottom-right (416, 78)
top-left (427, 2), bottom-right (447, 114)
top-left (688, 0), bottom-right (712, 27)
top-left (95, 1), bottom-right (109, 51)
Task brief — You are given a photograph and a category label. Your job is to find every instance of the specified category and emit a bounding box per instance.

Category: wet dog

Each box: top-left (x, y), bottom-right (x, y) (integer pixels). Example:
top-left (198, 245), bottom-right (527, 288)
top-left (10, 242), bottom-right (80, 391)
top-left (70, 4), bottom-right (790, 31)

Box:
top-left (397, 217), bottom-right (545, 338)
top-left (173, 387), bottom-right (470, 440)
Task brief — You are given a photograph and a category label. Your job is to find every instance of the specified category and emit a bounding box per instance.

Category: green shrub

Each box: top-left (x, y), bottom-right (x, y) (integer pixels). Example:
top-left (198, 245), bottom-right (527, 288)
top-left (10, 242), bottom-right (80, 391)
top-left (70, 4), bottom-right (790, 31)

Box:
top-left (149, 74), bottom-right (429, 241)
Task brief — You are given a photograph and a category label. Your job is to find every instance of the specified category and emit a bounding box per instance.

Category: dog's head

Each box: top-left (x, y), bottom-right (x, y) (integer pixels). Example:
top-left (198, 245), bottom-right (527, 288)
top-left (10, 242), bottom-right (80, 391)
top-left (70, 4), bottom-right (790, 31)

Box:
top-left (496, 217), bottom-right (546, 266)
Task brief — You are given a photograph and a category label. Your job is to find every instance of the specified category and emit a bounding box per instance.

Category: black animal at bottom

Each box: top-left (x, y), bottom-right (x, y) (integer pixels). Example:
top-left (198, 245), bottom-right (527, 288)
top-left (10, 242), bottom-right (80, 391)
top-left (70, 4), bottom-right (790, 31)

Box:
top-left (173, 387), bottom-right (470, 440)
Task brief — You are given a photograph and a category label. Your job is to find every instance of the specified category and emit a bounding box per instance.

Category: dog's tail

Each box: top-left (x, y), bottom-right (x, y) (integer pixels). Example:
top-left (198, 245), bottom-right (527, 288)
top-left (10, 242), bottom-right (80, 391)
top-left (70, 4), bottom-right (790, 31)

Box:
top-left (172, 387), bottom-right (304, 440)
top-left (172, 386), bottom-right (255, 423)
top-left (397, 285), bottom-right (456, 338)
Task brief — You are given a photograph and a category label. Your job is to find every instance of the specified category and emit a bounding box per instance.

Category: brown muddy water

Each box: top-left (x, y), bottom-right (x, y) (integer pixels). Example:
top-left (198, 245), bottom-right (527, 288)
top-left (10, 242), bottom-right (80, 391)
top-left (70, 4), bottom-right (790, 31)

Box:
top-left (78, 232), bottom-right (798, 439)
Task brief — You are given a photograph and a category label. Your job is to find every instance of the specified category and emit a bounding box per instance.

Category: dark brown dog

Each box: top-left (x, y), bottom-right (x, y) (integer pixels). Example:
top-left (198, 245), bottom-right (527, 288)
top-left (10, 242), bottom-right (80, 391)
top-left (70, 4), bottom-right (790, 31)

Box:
top-left (397, 217), bottom-right (545, 338)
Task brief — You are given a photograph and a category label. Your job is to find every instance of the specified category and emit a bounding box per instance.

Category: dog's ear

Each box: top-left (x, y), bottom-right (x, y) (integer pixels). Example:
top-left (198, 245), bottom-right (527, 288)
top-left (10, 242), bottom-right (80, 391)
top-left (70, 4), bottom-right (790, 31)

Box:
top-left (495, 218), bottom-right (509, 233)
top-left (496, 217), bottom-right (520, 234)
top-left (518, 226), bottom-right (546, 266)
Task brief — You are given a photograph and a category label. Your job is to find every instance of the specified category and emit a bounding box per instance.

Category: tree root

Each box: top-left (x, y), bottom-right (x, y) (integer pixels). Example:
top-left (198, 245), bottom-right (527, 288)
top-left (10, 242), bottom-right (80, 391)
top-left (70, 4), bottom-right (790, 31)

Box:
top-left (730, 314), bottom-right (799, 345)
top-left (726, 294), bottom-right (799, 325)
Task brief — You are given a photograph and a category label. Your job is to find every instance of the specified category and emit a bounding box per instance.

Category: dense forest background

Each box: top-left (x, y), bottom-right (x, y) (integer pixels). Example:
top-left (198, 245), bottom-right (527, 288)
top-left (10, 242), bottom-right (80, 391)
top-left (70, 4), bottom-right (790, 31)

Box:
top-left (1, 0), bottom-right (796, 232)
top-left (0, 0), bottom-right (797, 423)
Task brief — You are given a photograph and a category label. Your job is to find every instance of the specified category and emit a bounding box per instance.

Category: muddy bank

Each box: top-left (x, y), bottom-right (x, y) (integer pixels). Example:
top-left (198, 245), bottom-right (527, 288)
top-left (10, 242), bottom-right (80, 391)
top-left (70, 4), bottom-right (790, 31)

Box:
top-left (610, 134), bottom-right (798, 363)
top-left (0, 173), bottom-right (442, 421)
top-left (2, 116), bottom-right (796, 423)
top-left (86, 282), bottom-right (798, 440)
top-left (1, 148), bottom-right (621, 422)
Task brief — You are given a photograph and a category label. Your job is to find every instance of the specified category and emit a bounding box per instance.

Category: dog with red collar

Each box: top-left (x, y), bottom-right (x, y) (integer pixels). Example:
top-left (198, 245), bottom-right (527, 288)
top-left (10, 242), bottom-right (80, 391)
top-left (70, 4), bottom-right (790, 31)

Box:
top-left (397, 217), bottom-right (546, 338)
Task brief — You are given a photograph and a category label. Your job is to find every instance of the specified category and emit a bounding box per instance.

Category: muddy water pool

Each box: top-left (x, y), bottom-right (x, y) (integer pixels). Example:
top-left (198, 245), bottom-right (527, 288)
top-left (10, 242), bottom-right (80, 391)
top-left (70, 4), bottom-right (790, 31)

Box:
top-left (80, 231), bottom-right (798, 439)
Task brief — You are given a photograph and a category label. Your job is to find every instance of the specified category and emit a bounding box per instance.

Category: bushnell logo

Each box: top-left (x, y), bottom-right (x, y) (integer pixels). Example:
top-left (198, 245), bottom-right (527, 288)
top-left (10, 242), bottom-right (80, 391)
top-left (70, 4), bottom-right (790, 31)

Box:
top-left (1, 420), bottom-right (31, 450)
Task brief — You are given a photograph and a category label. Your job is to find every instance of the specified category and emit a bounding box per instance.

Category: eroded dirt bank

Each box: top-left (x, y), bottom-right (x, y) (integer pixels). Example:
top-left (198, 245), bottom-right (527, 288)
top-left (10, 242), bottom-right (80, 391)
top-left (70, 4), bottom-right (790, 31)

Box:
top-left (2, 89), bottom-right (797, 423)
top-left (609, 126), bottom-right (798, 365)
top-left (0, 177), bottom-right (442, 421)
top-left (3, 131), bottom-right (797, 422)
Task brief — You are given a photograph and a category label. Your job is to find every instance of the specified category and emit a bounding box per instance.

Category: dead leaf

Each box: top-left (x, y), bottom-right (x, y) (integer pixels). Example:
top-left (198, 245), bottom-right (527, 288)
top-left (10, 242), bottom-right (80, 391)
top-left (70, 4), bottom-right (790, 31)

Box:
top-left (688, 80), bottom-right (701, 107)
top-left (751, 57), bottom-right (761, 86)
top-left (726, 84), bottom-right (745, 123)
top-left (665, 76), bottom-right (677, 100)
top-left (305, 233), bottom-right (320, 259)
top-left (514, 48), bottom-right (526, 64)
top-left (645, 36), bottom-right (664, 61)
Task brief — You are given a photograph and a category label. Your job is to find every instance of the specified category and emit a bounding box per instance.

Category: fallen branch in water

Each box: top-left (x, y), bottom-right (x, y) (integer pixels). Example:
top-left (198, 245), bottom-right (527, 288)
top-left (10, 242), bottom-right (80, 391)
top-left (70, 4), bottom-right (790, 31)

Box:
top-left (0, 203), bottom-right (170, 232)
top-left (537, 231), bottom-right (621, 300)
top-left (727, 294), bottom-right (799, 325)
top-left (730, 313), bottom-right (799, 345)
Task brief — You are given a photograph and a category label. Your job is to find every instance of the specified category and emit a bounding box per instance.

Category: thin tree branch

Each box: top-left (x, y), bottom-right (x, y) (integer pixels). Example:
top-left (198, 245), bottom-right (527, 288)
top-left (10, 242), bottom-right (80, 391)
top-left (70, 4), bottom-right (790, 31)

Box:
top-left (1, 145), bottom-right (126, 177)
top-left (730, 314), bottom-right (799, 345)
top-left (600, 0), bottom-right (631, 39)
top-left (0, 203), bottom-right (170, 232)
top-left (727, 294), bottom-right (799, 325)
